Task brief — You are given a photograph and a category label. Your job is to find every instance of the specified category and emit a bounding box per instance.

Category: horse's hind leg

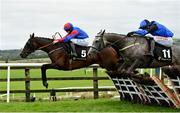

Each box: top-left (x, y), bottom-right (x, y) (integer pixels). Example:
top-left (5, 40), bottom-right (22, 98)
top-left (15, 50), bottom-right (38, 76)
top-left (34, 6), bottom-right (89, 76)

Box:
top-left (127, 59), bottom-right (140, 73)
top-left (41, 64), bottom-right (58, 88)
top-left (117, 62), bottom-right (126, 72)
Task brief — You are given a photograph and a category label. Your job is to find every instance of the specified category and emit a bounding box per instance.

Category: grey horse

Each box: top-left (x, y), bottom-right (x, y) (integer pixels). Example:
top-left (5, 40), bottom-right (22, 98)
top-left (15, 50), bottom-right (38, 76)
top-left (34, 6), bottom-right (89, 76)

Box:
top-left (88, 30), bottom-right (180, 73)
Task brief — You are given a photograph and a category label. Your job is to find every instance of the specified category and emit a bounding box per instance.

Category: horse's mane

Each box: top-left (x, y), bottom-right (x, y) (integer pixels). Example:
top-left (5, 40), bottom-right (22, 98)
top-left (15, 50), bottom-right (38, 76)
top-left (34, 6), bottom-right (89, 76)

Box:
top-left (35, 36), bottom-right (53, 41)
top-left (105, 33), bottom-right (126, 37)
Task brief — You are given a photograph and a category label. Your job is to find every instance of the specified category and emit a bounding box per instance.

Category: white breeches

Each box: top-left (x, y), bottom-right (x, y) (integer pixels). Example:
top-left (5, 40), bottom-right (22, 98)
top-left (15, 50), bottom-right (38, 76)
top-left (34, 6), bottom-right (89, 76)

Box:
top-left (153, 36), bottom-right (173, 47)
top-left (70, 38), bottom-right (93, 47)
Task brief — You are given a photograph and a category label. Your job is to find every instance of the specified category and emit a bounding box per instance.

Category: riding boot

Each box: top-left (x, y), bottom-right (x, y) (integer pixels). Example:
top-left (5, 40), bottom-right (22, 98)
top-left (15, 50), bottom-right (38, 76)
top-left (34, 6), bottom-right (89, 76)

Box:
top-left (148, 39), bottom-right (155, 57)
top-left (70, 42), bottom-right (78, 57)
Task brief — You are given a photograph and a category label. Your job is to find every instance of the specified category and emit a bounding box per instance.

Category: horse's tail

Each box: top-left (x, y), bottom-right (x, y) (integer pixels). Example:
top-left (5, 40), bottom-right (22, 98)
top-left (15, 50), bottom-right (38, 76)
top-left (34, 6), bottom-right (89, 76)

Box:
top-left (162, 65), bottom-right (180, 78)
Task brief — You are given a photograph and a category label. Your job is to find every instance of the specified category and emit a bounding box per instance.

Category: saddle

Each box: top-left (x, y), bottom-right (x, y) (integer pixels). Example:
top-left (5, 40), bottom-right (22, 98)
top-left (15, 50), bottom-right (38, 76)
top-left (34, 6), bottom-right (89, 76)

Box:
top-left (68, 44), bottom-right (88, 61)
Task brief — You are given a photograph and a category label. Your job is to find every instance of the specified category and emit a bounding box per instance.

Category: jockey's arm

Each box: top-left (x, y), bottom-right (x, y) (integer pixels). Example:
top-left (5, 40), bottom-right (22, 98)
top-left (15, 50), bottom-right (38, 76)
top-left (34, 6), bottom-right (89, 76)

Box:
top-left (134, 24), bottom-right (158, 36)
top-left (147, 24), bottom-right (158, 33)
top-left (63, 30), bottom-right (79, 42)
top-left (134, 29), bottom-right (148, 36)
top-left (53, 30), bottom-right (79, 43)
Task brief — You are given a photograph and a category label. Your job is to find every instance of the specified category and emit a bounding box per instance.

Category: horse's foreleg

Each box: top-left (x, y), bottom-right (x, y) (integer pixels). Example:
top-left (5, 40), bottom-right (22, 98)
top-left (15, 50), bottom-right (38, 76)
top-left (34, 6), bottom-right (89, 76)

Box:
top-left (41, 64), bottom-right (58, 88)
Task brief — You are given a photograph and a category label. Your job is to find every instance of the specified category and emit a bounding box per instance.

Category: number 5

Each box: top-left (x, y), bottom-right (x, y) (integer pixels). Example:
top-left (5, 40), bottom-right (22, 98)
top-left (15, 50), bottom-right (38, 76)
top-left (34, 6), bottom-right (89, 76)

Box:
top-left (81, 50), bottom-right (86, 57)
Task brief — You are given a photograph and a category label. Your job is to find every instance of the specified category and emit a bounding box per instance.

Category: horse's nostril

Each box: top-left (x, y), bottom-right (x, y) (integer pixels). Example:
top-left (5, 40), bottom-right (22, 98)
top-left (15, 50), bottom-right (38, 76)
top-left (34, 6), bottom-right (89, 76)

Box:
top-left (20, 53), bottom-right (25, 58)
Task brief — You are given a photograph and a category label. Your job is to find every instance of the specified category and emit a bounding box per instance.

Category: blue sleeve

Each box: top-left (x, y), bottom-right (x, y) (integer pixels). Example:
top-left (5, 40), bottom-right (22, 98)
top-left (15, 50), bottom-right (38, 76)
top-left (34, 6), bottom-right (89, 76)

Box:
top-left (134, 29), bottom-right (148, 36)
top-left (63, 30), bottom-right (79, 42)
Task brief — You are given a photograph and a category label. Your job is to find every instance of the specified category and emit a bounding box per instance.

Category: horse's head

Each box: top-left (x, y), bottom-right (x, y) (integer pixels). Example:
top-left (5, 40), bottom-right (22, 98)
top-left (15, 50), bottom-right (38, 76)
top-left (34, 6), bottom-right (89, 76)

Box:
top-left (88, 30), bottom-right (106, 56)
top-left (20, 33), bottom-right (39, 58)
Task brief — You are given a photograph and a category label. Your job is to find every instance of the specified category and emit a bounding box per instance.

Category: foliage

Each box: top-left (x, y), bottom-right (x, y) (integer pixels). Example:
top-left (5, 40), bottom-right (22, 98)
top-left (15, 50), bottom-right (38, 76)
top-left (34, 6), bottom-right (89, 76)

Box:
top-left (0, 49), bottom-right (48, 61)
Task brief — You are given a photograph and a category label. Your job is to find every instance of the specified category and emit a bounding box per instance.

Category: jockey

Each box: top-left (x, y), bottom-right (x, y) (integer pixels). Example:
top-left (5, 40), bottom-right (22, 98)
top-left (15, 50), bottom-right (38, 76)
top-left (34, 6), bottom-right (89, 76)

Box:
top-left (127, 19), bottom-right (174, 56)
top-left (53, 23), bottom-right (89, 57)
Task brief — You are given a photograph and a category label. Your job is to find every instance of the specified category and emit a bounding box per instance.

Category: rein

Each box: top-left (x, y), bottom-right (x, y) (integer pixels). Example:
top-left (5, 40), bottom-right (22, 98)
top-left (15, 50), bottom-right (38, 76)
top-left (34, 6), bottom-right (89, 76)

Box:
top-left (38, 42), bottom-right (53, 50)
top-left (37, 42), bottom-right (65, 55)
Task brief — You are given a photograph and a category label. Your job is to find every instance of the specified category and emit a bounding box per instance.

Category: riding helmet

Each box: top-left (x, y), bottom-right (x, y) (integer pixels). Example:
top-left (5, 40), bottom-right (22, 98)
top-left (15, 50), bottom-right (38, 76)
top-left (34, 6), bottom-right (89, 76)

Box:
top-left (139, 19), bottom-right (150, 29)
top-left (64, 23), bottom-right (73, 32)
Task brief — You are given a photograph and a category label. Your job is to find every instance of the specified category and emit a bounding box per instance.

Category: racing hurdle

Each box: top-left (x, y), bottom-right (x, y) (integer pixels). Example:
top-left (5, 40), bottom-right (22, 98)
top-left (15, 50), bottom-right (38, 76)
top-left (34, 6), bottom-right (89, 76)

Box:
top-left (107, 68), bottom-right (180, 108)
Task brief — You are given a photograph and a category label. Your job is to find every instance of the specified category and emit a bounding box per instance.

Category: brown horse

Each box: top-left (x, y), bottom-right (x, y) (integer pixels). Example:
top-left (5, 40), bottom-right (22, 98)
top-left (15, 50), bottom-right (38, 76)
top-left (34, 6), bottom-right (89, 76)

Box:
top-left (20, 33), bottom-right (119, 88)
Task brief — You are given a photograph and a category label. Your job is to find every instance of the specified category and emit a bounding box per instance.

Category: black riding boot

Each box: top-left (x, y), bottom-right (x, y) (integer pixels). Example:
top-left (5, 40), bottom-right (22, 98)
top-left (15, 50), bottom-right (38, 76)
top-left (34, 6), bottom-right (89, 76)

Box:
top-left (70, 42), bottom-right (77, 57)
top-left (148, 39), bottom-right (155, 57)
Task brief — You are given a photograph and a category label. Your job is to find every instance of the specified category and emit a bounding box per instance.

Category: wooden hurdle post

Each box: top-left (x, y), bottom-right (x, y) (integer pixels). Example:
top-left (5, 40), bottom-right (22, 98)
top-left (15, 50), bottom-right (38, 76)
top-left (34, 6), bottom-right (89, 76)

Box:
top-left (93, 66), bottom-right (99, 99)
top-left (25, 68), bottom-right (31, 102)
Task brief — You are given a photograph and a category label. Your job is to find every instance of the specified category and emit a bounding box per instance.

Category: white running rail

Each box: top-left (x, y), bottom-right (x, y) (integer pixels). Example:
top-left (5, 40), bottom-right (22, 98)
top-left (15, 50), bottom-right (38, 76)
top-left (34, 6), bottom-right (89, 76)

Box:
top-left (0, 63), bottom-right (45, 103)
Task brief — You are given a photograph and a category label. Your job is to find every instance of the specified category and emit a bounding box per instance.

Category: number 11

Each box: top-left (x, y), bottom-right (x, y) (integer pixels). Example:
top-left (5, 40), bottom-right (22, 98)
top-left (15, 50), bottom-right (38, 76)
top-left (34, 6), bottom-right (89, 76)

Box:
top-left (162, 49), bottom-right (171, 58)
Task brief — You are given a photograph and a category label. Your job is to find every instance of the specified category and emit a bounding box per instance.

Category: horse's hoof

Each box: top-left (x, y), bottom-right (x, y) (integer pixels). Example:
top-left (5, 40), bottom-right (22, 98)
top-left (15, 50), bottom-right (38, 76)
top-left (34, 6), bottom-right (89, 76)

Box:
top-left (43, 82), bottom-right (48, 89)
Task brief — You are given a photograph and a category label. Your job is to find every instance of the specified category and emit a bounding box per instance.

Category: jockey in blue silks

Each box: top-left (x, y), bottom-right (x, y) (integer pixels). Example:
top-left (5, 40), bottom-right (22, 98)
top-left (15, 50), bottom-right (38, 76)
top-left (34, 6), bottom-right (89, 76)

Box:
top-left (127, 19), bottom-right (174, 56)
top-left (53, 23), bottom-right (89, 57)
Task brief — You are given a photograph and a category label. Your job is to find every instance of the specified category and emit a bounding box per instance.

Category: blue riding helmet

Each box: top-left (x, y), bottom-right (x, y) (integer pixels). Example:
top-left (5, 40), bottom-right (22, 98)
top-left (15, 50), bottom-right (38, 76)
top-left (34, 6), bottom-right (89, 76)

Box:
top-left (139, 19), bottom-right (150, 29)
top-left (64, 23), bottom-right (73, 32)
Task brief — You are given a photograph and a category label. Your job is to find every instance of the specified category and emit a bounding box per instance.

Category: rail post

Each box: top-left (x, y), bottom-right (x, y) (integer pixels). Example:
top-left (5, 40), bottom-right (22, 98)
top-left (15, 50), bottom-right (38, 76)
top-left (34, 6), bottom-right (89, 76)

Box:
top-left (25, 68), bottom-right (30, 102)
top-left (93, 66), bottom-right (99, 99)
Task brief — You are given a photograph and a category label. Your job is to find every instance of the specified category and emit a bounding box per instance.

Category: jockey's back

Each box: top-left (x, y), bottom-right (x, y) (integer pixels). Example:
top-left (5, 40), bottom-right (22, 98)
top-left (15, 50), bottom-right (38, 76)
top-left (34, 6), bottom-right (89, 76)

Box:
top-left (73, 27), bottom-right (89, 39)
top-left (151, 22), bottom-right (174, 37)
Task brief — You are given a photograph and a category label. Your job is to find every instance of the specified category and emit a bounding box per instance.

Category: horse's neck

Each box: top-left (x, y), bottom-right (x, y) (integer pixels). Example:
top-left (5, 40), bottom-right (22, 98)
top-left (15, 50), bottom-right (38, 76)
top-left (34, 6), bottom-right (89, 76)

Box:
top-left (35, 37), bottom-right (52, 46)
top-left (104, 34), bottom-right (127, 48)
top-left (35, 37), bottom-right (54, 52)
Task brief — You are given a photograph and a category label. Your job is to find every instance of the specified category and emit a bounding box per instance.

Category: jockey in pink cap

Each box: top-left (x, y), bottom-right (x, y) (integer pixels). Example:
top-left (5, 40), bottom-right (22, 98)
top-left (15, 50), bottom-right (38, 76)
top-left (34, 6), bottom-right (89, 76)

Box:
top-left (53, 23), bottom-right (89, 57)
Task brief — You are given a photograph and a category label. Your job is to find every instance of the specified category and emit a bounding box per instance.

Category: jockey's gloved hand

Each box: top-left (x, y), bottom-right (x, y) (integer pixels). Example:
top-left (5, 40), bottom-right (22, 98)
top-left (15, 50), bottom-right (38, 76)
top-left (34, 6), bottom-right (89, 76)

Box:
top-left (53, 39), bottom-right (59, 44)
top-left (127, 32), bottom-right (134, 37)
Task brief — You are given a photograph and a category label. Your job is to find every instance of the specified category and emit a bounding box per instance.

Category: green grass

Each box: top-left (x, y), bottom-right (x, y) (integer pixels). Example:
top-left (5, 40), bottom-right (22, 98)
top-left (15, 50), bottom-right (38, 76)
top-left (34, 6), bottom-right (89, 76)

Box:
top-left (0, 99), bottom-right (179, 112)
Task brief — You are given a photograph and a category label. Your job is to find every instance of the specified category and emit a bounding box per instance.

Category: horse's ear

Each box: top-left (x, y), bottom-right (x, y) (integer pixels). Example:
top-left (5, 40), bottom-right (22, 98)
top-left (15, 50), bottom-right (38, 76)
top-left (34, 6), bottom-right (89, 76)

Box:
top-left (30, 33), bottom-right (35, 38)
top-left (32, 33), bottom-right (34, 38)
top-left (102, 29), bottom-right (105, 35)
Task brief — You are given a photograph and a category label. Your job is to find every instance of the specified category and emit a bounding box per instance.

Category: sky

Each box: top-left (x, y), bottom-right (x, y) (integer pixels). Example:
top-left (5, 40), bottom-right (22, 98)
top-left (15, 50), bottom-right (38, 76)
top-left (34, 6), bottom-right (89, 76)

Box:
top-left (0, 0), bottom-right (180, 50)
